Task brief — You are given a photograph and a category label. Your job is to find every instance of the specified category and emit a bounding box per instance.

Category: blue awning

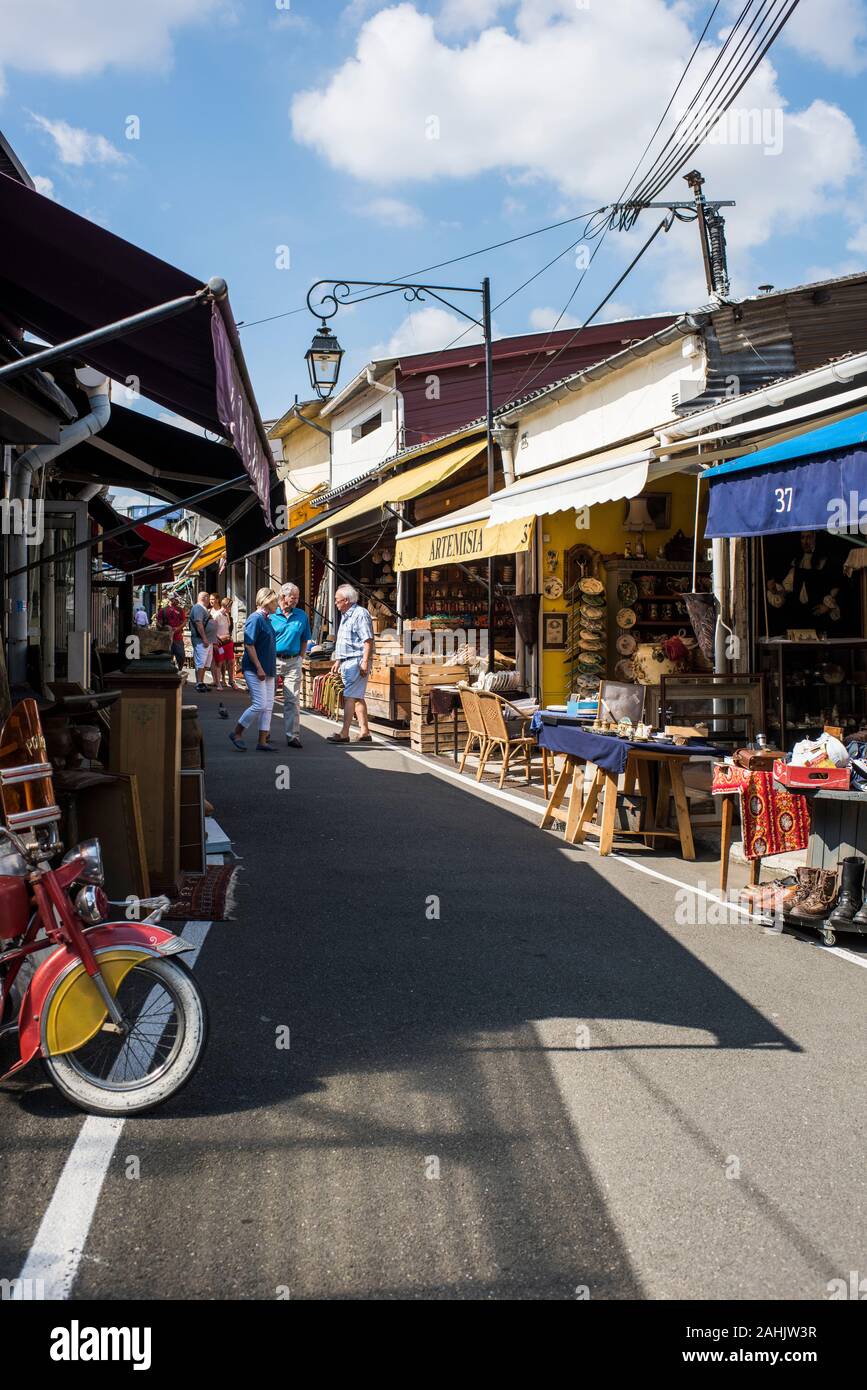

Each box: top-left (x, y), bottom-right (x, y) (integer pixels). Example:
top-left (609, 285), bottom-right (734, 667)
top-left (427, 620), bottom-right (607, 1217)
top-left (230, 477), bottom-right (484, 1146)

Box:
top-left (705, 409), bottom-right (867, 539)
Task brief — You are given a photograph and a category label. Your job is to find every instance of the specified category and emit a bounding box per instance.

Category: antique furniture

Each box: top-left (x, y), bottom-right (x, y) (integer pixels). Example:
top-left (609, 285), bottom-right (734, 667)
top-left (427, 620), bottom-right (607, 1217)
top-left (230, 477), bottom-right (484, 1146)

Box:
top-left (105, 666), bottom-right (183, 893)
top-left (475, 690), bottom-right (536, 788)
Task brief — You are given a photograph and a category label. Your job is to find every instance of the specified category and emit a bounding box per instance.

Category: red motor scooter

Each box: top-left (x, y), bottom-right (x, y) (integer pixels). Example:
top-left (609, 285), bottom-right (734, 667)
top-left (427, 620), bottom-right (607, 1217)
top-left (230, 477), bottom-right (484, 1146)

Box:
top-left (0, 699), bottom-right (207, 1115)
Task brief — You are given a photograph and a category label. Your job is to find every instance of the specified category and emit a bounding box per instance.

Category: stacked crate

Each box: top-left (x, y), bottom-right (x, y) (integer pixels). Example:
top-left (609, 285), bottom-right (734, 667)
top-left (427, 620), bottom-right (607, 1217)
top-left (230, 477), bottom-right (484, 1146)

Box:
top-left (410, 663), bottom-right (469, 755)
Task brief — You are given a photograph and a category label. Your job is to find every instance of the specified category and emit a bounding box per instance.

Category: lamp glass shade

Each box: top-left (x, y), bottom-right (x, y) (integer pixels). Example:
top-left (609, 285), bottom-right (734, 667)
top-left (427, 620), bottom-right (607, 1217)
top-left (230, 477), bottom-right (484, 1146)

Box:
top-left (623, 497), bottom-right (655, 531)
top-left (305, 324), bottom-right (344, 400)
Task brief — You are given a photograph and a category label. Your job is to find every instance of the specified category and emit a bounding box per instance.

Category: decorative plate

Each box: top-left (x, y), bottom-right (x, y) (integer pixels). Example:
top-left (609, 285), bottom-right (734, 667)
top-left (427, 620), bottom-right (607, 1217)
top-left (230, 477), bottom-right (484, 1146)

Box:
top-left (577, 655), bottom-right (604, 675)
top-left (614, 658), bottom-right (635, 681)
top-left (616, 607), bottom-right (637, 629)
top-left (617, 579), bottom-right (638, 605)
top-left (578, 576), bottom-right (604, 596)
top-left (580, 607), bottom-right (606, 625)
top-left (579, 637), bottom-right (605, 652)
top-left (579, 591), bottom-right (606, 608)
top-left (543, 575), bottom-right (563, 599)
top-left (616, 632), bottom-right (637, 655)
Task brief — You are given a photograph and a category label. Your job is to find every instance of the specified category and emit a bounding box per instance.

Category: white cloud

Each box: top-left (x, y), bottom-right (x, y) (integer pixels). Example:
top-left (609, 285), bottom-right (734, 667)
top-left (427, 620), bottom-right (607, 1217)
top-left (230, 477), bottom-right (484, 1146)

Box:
top-left (32, 175), bottom-right (56, 199)
top-left (369, 305), bottom-right (484, 357)
top-left (291, 2), bottom-right (863, 256)
top-left (437, 0), bottom-right (513, 35)
top-left (30, 114), bottom-right (127, 167)
top-left (358, 196), bottom-right (424, 227)
top-left (782, 0), bottom-right (867, 75)
top-left (0, 0), bottom-right (225, 83)
top-left (847, 224), bottom-right (867, 254)
top-left (528, 306), bottom-right (580, 331)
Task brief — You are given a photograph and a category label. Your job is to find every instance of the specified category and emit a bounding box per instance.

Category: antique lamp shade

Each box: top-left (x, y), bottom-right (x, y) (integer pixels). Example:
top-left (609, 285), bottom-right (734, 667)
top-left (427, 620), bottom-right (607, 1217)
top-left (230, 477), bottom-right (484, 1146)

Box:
top-left (623, 497), bottom-right (655, 531)
top-left (305, 323), bottom-right (344, 400)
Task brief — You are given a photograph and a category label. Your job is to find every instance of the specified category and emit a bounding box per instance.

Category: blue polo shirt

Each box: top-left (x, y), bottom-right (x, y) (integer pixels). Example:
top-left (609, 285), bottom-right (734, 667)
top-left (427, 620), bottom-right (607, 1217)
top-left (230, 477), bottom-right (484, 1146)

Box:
top-left (241, 611), bottom-right (277, 678)
top-left (270, 606), bottom-right (311, 658)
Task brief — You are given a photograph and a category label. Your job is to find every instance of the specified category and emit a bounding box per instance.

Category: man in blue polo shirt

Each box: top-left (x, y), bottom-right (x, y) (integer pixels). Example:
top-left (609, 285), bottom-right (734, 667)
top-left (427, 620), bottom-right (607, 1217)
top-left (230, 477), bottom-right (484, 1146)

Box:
top-left (271, 582), bottom-right (311, 748)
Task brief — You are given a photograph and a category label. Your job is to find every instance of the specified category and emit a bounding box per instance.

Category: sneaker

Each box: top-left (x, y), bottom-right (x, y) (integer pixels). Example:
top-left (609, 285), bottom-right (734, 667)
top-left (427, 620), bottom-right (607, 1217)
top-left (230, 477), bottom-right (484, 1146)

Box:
top-left (286, 736), bottom-right (303, 749)
top-left (228, 733), bottom-right (246, 751)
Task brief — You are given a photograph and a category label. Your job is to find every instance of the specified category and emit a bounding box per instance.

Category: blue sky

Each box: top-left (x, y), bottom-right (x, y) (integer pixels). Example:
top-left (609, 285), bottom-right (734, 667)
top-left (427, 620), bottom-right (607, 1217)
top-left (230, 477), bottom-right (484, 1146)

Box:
top-left (2, 0), bottom-right (867, 428)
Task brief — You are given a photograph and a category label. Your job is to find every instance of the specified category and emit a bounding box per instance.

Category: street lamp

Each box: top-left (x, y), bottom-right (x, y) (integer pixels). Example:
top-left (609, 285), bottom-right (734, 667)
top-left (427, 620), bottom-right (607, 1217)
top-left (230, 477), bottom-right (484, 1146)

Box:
top-left (305, 321), bottom-right (345, 401)
top-left (304, 277), bottom-right (497, 664)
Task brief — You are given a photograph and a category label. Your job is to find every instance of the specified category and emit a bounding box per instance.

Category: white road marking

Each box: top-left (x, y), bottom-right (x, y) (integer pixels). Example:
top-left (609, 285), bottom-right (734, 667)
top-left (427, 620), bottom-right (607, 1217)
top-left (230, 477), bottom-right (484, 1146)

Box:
top-left (303, 712), bottom-right (867, 972)
top-left (15, 919), bottom-right (212, 1301)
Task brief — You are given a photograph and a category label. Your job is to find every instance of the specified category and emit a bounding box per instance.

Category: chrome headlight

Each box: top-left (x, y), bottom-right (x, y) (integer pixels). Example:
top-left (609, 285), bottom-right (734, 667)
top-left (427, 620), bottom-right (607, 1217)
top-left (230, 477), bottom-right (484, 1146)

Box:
top-left (74, 884), bottom-right (108, 924)
top-left (61, 838), bottom-right (104, 885)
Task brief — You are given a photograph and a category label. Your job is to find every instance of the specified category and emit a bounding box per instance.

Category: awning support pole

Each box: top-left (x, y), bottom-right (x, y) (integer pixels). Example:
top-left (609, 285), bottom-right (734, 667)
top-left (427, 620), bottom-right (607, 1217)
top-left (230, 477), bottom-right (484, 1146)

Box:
top-left (0, 283), bottom-right (219, 384)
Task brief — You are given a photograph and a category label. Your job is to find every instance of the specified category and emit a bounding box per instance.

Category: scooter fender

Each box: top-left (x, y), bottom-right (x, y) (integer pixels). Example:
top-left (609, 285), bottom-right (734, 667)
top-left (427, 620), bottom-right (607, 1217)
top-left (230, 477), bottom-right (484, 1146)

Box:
top-left (4, 922), bottom-right (193, 1078)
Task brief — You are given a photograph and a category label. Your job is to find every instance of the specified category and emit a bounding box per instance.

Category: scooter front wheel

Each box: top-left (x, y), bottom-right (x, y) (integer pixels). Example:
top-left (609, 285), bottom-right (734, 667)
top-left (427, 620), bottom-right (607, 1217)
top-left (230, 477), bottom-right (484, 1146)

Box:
top-left (42, 956), bottom-right (208, 1116)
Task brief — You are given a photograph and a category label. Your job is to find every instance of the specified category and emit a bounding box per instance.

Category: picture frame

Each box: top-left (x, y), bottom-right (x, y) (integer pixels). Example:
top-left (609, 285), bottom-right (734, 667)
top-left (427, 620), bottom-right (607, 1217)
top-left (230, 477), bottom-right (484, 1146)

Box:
top-left (623, 491), bottom-right (672, 530)
top-left (543, 612), bottom-right (568, 650)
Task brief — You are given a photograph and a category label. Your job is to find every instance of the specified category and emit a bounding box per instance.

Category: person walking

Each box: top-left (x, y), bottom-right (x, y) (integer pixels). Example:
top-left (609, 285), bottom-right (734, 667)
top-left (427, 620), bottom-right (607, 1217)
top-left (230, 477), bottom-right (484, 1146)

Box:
top-left (229, 587), bottom-right (278, 751)
top-left (220, 596), bottom-right (237, 688)
top-left (271, 582), bottom-right (311, 749)
top-left (157, 593), bottom-right (187, 673)
top-left (210, 593), bottom-right (232, 691)
top-left (190, 589), bottom-right (217, 691)
top-left (328, 583), bottom-right (374, 744)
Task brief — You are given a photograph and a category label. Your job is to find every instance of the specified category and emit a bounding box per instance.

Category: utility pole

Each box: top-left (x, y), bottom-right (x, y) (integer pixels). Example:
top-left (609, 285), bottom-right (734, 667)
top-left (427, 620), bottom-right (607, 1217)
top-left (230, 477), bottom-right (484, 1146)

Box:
top-left (684, 170), bottom-right (731, 298)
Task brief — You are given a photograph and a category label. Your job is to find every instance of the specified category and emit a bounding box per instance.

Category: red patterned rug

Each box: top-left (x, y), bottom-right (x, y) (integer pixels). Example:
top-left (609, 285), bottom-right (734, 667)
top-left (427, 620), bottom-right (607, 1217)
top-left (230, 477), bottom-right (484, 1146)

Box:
top-left (163, 865), bottom-right (239, 921)
top-left (712, 764), bottom-right (810, 858)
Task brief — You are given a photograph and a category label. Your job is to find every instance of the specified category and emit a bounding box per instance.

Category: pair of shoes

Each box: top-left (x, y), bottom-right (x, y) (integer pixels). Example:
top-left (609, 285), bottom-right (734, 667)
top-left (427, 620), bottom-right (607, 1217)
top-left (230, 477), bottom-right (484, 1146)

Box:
top-left (740, 877), bottom-right (799, 913)
top-left (228, 733), bottom-right (246, 751)
top-left (286, 736), bottom-right (303, 748)
top-left (787, 867), bottom-right (838, 921)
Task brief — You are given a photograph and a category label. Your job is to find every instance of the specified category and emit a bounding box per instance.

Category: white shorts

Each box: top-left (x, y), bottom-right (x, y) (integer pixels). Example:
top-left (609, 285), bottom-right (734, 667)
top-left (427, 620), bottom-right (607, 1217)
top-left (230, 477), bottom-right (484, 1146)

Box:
top-left (193, 641), bottom-right (213, 669)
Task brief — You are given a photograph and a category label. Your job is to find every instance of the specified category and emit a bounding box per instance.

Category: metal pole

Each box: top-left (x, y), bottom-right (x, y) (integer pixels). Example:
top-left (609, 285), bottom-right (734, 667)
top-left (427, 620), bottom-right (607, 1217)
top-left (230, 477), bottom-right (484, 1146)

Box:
top-left (0, 286), bottom-right (214, 384)
top-left (482, 276), bottom-right (495, 669)
top-left (4, 471), bottom-right (248, 580)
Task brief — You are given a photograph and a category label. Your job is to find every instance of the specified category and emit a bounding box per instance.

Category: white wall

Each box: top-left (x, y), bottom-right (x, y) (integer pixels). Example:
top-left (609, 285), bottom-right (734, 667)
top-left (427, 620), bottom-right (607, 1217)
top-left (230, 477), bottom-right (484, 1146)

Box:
top-left (328, 375), bottom-right (401, 491)
top-left (512, 339), bottom-right (706, 476)
top-left (276, 420), bottom-right (331, 505)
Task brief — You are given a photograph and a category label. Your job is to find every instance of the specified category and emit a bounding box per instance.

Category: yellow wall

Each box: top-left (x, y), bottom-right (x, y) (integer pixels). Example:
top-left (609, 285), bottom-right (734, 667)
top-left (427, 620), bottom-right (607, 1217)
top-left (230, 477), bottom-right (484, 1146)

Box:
top-left (540, 472), bottom-right (704, 707)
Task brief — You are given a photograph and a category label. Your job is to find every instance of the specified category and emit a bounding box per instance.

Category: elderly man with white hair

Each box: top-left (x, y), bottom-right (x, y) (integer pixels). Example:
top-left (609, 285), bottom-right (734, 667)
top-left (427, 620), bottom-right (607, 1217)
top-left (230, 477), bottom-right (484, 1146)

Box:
top-left (270, 581), bottom-right (311, 748)
top-left (328, 583), bottom-right (375, 743)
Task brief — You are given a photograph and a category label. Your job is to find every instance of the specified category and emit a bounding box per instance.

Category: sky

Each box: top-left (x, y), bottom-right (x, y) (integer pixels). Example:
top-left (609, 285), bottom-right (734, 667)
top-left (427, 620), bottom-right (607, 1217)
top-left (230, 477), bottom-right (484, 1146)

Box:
top-left (2, 0), bottom-right (867, 445)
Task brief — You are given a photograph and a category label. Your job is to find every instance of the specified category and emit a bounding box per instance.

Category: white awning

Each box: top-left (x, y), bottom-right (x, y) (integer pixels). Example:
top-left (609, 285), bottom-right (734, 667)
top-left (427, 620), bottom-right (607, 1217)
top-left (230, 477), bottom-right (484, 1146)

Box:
top-left (487, 439), bottom-right (658, 527)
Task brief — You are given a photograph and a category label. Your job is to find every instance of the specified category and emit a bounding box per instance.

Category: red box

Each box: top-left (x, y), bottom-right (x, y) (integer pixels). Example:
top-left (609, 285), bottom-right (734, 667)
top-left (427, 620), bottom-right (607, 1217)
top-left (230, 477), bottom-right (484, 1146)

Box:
top-left (773, 759), bottom-right (851, 791)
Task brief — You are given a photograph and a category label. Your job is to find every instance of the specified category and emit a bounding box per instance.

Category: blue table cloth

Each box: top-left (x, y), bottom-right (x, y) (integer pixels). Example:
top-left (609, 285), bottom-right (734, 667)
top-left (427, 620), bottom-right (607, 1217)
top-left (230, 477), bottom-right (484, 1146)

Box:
top-left (535, 720), bottom-right (726, 774)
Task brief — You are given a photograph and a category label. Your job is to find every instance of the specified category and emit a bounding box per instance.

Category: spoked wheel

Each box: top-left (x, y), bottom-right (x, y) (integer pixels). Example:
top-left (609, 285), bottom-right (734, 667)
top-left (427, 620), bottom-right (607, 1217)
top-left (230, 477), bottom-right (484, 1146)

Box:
top-left (43, 956), bottom-right (208, 1116)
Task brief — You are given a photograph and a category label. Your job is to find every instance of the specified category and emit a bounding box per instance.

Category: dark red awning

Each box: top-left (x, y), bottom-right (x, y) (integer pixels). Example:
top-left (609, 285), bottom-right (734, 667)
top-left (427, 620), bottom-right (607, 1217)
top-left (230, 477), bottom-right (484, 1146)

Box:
top-left (0, 172), bottom-right (272, 522)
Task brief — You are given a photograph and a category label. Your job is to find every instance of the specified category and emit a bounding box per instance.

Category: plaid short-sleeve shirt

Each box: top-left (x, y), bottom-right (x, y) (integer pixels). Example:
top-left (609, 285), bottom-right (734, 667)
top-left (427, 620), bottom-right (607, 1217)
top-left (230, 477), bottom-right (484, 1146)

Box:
top-left (334, 603), bottom-right (374, 660)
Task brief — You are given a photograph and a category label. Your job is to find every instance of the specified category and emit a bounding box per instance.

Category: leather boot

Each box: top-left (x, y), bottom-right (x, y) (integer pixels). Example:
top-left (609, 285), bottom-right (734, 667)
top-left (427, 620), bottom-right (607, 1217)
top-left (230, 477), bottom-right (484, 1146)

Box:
top-left (828, 857), bottom-right (865, 926)
top-left (851, 873), bottom-right (867, 927)
top-left (786, 865), bottom-right (819, 911)
top-left (788, 869), bottom-right (839, 921)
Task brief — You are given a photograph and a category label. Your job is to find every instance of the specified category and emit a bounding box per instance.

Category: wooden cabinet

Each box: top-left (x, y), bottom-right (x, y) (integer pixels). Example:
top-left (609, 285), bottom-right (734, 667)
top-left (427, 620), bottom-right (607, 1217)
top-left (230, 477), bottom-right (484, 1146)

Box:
top-left (366, 664), bottom-right (411, 723)
top-left (105, 669), bottom-right (183, 894)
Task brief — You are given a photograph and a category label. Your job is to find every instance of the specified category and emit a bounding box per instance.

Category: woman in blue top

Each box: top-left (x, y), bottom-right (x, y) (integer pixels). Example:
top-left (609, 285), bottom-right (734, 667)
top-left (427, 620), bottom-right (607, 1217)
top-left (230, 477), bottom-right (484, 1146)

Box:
top-left (229, 587), bottom-right (279, 751)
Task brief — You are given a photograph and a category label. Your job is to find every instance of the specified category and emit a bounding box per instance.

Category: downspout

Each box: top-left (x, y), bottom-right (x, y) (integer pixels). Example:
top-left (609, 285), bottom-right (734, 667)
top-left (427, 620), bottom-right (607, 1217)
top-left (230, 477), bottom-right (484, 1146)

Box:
top-left (8, 372), bottom-right (110, 686)
top-left (365, 368), bottom-right (404, 452)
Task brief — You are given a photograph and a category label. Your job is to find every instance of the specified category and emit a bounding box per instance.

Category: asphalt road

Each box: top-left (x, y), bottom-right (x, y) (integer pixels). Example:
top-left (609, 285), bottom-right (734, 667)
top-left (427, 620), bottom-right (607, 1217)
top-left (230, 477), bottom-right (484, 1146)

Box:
top-left (2, 687), bottom-right (865, 1300)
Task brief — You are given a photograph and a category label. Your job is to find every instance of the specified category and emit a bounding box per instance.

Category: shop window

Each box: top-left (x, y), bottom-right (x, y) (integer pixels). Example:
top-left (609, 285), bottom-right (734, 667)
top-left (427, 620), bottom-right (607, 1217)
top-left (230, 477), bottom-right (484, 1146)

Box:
top-left (352, 411), bottom-right (382, 443)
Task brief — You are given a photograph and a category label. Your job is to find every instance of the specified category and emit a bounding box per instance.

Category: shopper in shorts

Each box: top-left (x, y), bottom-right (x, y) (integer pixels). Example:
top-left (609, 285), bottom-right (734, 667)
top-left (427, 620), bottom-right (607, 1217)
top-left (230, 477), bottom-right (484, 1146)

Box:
top-left (210, 593), bottom-right (232, 690)
top-left (190, 589), bottom-right (217, 691)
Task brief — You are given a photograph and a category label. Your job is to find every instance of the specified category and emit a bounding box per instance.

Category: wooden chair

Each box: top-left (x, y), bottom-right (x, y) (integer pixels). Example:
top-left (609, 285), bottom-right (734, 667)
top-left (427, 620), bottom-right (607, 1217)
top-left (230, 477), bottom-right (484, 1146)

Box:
top-left (475, 690), bottom-right (536, 788)
top-left (458, 688), bottom-right (488, 775)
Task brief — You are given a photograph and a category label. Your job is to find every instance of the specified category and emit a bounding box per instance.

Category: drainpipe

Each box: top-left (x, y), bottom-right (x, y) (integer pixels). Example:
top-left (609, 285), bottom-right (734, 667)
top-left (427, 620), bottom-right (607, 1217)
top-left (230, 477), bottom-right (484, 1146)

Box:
top-left (8, 370), bottom-right (110, 686)
top-left (365, 368), bottom-right (404, 451)
top-left (492, 424), bottom-right (517, 486)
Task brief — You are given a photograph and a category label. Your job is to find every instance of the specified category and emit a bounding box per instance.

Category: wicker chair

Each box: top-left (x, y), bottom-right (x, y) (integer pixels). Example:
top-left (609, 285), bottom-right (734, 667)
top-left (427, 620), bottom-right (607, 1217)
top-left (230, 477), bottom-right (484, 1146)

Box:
top-left (458, 688), bottom-right (488, 774)
top-left (475, 689), bottom-right (536, 788)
